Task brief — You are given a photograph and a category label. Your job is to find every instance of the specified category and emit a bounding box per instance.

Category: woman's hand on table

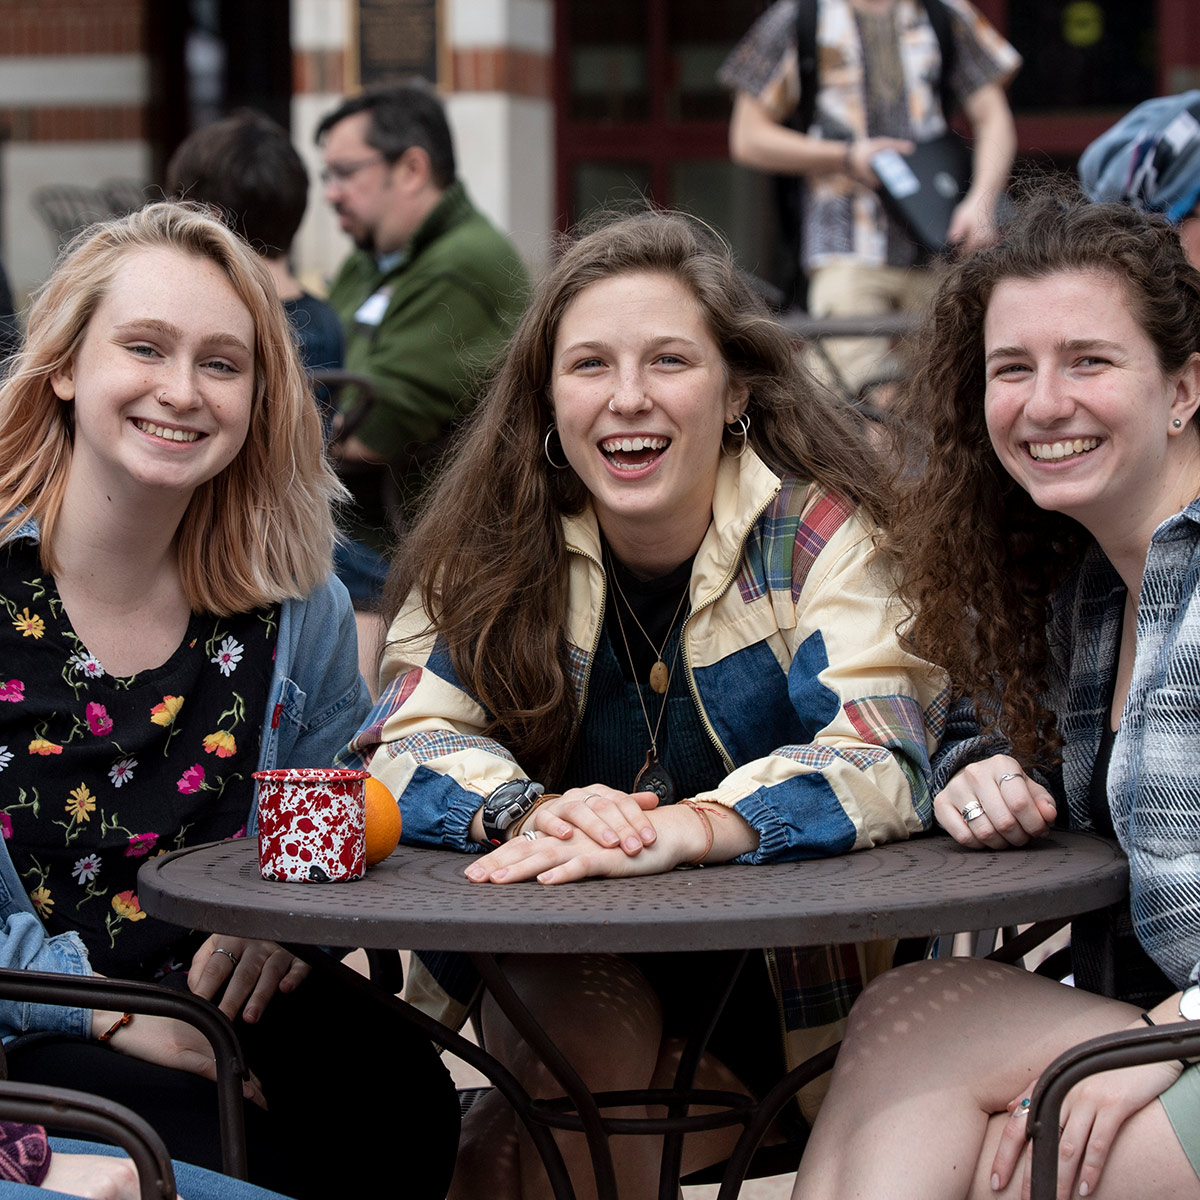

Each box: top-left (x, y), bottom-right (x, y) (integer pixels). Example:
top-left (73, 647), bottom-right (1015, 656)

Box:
top-left (934, 755), bottom-right (1057, 850)
top-left (90, 1005), bottom-right (265, 1107)
top-left (991, 1052), bottom-right (1183, 1200)
top-left (465, 795), bottom-right (758, 884)
top-left (520, 785), bottom-right (662, 855)
top-left (187, 935), bottom-right (309, 1024)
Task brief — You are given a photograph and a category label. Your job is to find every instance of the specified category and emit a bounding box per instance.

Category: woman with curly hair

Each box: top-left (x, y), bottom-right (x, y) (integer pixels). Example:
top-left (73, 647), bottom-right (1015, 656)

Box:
top-left (344, 209), bottom-right (949, 1196)
top-left (791, 191), bottom-right (1200, 1199)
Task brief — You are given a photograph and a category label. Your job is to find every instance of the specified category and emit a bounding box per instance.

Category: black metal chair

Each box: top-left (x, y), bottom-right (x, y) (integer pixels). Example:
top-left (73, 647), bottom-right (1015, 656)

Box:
top-left (1026, 1018), bottom-right (1200, 1200)
top-left (30, 184), bottom-right (111, 250)
top-left (0, 968), bottom-right (249, 1178)
top-left (98, 177), bottom-right (152, 217)
top-left (0, 1077), bottom-right (177, 1200)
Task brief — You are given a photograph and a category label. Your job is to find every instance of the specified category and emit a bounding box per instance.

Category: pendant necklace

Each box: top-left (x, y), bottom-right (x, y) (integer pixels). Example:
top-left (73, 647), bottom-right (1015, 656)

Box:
top-left (605, 550), bottom-right (691, 694)
top-left (605, 549), bottom-right (690, 805)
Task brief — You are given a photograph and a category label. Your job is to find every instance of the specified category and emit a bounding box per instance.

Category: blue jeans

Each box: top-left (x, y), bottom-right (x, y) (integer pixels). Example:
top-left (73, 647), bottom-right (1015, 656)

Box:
top-left (11, 1138), bottom-right (287, 1200)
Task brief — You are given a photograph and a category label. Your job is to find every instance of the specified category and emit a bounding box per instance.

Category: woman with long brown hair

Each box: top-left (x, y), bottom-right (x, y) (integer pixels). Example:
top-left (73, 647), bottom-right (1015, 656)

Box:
top-left (346, 209), bottom-right (947, 1195)
top-left (792, 192), bottom-right (1200, 1199)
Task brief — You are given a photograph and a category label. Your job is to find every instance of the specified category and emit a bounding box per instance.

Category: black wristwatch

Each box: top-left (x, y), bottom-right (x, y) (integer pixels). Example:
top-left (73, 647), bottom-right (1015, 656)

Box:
top-left (478, 779), bottom-right (544, 846)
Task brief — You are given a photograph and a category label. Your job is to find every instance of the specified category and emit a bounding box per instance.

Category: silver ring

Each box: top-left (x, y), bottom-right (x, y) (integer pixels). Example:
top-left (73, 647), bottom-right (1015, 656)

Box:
top-left (583, 793), bottom-right (599, 806)
top-left (213, 947), bottom-right (240, 966)
top-left (960, 800), bottom-right (985, 823)
top-left (1015, 1097), bottom-right (1031, 1117)
top-left (608, 400), bottom-right (618, 413)
top-left (997, 772), bottom-right (1021, 786)
top-left (522, 829), bottom-right (540, 842)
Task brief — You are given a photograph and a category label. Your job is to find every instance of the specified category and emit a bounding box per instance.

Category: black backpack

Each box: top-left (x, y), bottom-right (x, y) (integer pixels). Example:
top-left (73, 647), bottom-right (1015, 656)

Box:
top-left (769, 0), bottom-right (958, 310)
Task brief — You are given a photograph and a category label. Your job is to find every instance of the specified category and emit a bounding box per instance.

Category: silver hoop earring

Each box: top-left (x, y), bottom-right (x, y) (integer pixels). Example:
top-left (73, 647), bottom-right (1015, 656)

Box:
top-left (544, 424), bottom-right (569, 470)
top-left (723, 412), bottom-right (750, 458)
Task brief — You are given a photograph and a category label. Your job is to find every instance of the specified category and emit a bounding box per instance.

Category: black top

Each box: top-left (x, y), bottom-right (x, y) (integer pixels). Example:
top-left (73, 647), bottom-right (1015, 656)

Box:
top-left (0, 537), bottom-right (277, 977)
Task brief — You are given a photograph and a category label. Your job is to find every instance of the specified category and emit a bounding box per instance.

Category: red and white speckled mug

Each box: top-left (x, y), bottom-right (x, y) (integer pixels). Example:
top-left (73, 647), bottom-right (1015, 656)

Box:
top-left (253, 768), bottom-right (367, 883)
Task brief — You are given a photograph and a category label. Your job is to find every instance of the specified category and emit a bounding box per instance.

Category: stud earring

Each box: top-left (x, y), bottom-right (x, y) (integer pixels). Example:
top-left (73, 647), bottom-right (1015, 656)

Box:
top-left (1173, 418), bottom-right (1184, 429)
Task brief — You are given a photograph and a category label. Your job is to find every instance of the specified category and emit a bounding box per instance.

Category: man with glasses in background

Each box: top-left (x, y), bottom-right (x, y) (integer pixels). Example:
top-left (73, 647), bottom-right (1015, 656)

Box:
top-left (316, 84), bottom-right (529, 607)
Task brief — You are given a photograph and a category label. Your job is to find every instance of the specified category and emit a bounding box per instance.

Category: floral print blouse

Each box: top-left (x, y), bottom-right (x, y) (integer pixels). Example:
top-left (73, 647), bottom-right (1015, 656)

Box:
top-left (0, 538), bottom-right (277, 978)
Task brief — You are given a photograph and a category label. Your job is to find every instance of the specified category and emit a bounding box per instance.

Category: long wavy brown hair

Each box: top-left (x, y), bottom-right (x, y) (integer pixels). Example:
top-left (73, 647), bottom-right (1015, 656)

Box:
top-left (889, 190), bottom-right (1200, 766)
top-left (383, 209), bottom-right (891, 784)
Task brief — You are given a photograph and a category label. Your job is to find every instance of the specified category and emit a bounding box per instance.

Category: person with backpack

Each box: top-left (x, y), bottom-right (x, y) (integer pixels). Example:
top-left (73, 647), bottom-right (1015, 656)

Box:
top-left (719, 0), bottom-right (1020, 396)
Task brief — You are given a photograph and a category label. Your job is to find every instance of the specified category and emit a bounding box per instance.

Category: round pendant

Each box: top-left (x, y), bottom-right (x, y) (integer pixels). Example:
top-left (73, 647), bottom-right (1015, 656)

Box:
top-left (649, 660), bottom-right (670, 694)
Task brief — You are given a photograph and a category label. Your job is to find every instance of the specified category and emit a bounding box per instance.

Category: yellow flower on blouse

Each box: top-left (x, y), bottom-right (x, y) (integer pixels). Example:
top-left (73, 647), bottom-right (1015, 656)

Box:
top-left (65, 784), bottom-right (96, 823)
top-left (28, 737), bottom-right (62, 756)
top-left (12, 608), bottom-right (45, 639)
top-left (150, 695), bottom-right (184, 727)
top-left (202, 730), bottom-right (237, 758)
top-left (30, 887), bottom-right (53, 917)
top-left (111, 891), bottom-right (146, 922)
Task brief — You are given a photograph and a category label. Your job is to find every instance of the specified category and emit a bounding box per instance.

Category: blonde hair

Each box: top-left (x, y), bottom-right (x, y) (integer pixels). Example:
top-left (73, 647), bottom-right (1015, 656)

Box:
top-left (0, 201), bottom-right (343, 614)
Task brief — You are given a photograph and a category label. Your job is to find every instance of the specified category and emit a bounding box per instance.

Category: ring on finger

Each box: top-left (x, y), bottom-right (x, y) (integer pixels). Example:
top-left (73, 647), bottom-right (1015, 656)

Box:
top-left (522, 829), bottom-right (541, 842)
top-left (960, 800), bottom-right (985, 823)
top-left (1015, 1097), bottom-right (1031, 1117)
top-left (583, 793), bottom-right (599, 806)
top-left (997, 772), bottom-right (1021, 786)
top-left (213, 947), bottom-right (240, 966)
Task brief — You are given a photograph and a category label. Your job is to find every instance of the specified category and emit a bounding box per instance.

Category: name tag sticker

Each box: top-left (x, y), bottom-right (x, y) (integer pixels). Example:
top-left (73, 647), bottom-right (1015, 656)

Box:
top-left (355, 288), bottom-right (391, 327)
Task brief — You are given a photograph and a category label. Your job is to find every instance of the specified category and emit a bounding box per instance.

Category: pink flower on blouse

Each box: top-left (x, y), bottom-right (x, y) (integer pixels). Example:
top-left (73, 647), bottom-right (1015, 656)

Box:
top-left (86, 702), bottom-right (113, 737)
top-left (0, 814), bottom-right (12, 840)
top-left (177, 763), bottom-right (205, 794)
top-left (124, 833), bottom-right (159, 857)
top-left (0, 681), bottom-right (23, 703)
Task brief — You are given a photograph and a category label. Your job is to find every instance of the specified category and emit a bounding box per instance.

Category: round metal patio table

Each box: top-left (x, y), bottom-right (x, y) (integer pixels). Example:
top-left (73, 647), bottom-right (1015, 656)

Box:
top-left (140, 830), bottom-right (1128, 1199)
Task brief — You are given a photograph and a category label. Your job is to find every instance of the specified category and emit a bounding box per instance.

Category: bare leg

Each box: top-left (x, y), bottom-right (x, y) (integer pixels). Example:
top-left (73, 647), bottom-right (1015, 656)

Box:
top-left (452, 954), bottom-right (755, 1200)
top-left (792, 958), bottom-right (1199, 1200)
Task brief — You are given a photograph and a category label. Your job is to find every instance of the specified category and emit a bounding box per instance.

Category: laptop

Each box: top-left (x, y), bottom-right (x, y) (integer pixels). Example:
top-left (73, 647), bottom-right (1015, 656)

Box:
top-left (870, 132), bottom-right (972, 253)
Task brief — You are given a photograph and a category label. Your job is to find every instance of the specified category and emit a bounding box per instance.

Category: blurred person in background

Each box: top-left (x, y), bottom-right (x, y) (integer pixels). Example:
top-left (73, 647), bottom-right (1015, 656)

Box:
top-left (719, 0), bottom-right (1020, 395)
top-left (1080, 89), bottom-right (1200, 270)
top-left (315, 84), bottom-right (530, 611)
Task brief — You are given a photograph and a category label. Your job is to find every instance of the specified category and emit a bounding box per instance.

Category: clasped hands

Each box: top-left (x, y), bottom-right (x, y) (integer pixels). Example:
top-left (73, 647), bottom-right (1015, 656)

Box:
top-left (465, 785), bottom-right (715, 886)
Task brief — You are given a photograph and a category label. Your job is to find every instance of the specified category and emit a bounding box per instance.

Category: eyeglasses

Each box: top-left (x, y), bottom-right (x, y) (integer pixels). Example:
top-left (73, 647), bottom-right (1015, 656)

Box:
top-left (319, 153), bottom-right (388, 185)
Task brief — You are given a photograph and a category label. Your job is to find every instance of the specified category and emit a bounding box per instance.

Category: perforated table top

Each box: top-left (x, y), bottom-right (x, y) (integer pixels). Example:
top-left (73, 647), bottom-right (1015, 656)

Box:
top-left (139, 831), bottom-right (1128, 955)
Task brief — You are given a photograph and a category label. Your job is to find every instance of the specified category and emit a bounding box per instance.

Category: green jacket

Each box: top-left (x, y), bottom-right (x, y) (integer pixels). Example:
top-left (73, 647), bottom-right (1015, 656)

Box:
top-left (328, 181), bottom-right (529, 546)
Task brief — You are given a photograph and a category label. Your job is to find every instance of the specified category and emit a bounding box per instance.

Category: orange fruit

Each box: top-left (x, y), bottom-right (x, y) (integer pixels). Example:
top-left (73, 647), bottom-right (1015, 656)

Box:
top-left (363, 776), bottom-right (402, 866)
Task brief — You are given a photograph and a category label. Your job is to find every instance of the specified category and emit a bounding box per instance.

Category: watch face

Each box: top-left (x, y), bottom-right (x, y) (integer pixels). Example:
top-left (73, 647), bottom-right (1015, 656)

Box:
top-left (480, 780), bottom-right (542, 844)
top-left (1182, 986), bottom-right (1200, 1022)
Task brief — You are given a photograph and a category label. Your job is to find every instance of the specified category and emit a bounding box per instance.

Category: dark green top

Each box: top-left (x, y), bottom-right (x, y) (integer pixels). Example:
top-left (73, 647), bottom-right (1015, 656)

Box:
top-left (328, 181), bottom-right (530, 547)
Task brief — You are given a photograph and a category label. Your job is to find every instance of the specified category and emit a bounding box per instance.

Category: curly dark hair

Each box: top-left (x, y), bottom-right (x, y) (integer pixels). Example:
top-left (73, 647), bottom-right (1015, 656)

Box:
top-left (384, 209), bottom-right (890, 784)
top-left (889, 187), bottom-right (1200, 766)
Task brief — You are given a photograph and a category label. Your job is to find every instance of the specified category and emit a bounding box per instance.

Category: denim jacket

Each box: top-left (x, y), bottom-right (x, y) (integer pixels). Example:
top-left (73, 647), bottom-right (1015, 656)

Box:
top-left (0, 517), bottom-right (370, 1041)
